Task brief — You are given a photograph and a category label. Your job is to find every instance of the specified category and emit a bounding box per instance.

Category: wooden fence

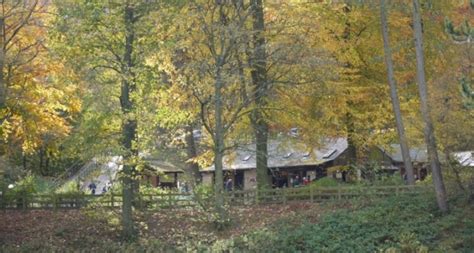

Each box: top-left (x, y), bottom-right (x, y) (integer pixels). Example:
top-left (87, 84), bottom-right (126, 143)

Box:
top-left (0, 185), bottom-right (430, 210)
top-left (224, 185), bottom-right (429, 205)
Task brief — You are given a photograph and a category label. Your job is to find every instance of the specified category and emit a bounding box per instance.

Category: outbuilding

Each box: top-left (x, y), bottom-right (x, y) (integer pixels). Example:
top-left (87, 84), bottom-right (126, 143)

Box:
top-left (200, 138), bottom-right (349, 190)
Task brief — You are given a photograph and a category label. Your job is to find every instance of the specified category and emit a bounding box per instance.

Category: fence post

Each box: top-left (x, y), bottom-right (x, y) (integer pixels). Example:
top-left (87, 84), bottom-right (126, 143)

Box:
top-left (310, 187), bottom-right (314, 203)
top-left (337, 188), bottom-right (341, 200)
top-left (53, 194), bottom-right (58, 211)
top-left (255, 190), bottom-right (259, 205)
top-left (111, 192), bottom-right (114, 208)
top-left (283, 189), bottom-right (287, 204)
top-left (395, 186), bottom-right (399, 196)
top-left (0, 192), bottom-right (3, 210)
top-left (79, 193), bottom-right (84, 208)
top-left (138, 194), bottom-right (143, 210)
top-left (22, 191), bottom-right (27, 211)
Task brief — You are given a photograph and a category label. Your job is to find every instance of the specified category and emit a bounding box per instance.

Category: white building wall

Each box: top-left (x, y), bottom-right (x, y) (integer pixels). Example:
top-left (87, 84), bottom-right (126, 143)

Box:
top-left (202, 172), bottom-right (213, 186)
top-left (244, 169), bottom-right (257, 190)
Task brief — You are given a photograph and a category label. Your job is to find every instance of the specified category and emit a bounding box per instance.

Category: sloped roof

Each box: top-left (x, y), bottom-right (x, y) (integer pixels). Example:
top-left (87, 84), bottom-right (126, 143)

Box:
top-left (453, 151), bottom-right (474, 167)
top-left (201, 138), bottom-right (348, 172)
top-left (380, 144), bottom-right (428, 163)
top-left (145, 159), bottom-right (184, 173)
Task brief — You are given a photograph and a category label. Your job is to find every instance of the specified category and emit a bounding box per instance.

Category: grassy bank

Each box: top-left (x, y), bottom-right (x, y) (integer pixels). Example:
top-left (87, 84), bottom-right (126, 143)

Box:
top-left (1, 189), bottom-right (472, 252)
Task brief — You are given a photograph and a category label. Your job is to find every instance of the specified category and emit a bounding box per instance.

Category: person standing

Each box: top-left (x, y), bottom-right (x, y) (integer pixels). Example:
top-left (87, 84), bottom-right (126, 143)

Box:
top-left (88, 182), bottom-right (97, 195)
top-left (294, 176), bottom-right (300, 187)
top-left (225, 178), bottom-right (233, 192)
top-left (303, 177), bottom-right (309, 186)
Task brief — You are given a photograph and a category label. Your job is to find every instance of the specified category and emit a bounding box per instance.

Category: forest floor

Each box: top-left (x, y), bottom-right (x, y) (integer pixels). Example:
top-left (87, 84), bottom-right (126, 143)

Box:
top-left (1, 193), bottom-right (472, 252)
top-left (0, 201), bottom-right (349, 250)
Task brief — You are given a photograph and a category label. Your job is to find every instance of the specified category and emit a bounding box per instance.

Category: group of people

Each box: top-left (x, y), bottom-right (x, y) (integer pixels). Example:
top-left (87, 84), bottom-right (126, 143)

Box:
top-left (87, 181), bottom-right (112, 195)
top-left (289, 175), bottom-right (312, 188)
top-left (178, 181), bottom-right (190, 193)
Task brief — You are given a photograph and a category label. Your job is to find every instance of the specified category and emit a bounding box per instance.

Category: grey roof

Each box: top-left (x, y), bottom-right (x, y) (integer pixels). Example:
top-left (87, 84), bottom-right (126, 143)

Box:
top-left (380, 144), bottom-right (428, 163)
top-left (453, 151), bottom-right (474, 167)
top-left (145, 159), bottom-right (184, 173)
top-left (201, 138), bottom-right (348, 172)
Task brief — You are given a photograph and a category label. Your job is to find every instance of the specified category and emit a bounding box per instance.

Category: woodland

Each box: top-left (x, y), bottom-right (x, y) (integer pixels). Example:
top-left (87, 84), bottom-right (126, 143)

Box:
top-left (0, 0), bottom-right (473, 252)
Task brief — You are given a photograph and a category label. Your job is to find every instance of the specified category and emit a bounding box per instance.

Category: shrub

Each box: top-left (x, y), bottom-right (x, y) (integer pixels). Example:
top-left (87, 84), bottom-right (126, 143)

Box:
top-left (2, 174), bottom-right (40, 205)
top-left (310, 177), bottom-right (339, 188)
top-left (204, 192), bottom-right (473, 252)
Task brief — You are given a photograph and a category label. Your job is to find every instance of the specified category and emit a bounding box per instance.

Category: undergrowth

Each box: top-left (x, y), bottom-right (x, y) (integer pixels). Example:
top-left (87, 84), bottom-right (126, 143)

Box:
top-left (201, 192), bottom-right (473, 253)
top-left (1, 188), bottom-right (472, 252)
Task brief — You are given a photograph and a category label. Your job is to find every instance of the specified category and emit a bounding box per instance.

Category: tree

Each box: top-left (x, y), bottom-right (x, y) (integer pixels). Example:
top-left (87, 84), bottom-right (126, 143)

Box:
top-left (249, 0), bottom-right (271, 189)
top-left (0, 0), bottom-right (80, 177)
top-left (444, 0), bottom-right (473, 109)
top-left (0, 0), bottom-right (42, 109)
top-left (412, 0), bottom-right (448, 212)
top-left (380, 0), bottom-right (415, 185)
top-left (170, 1), bottom-right (253, 223)
top-left (53, 0), bottom-right (167, 239)
top-left (120, 2), bottom-right (138, 239)
top-left (281, 2), bottom-right (400, 163)
top-left (183, 124), bottom-right (201, 185)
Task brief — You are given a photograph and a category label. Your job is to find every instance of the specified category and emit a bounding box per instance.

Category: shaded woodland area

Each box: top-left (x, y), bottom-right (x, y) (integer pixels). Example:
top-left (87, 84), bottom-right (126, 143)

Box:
top-left (0, 0), bottom-right (473, 252)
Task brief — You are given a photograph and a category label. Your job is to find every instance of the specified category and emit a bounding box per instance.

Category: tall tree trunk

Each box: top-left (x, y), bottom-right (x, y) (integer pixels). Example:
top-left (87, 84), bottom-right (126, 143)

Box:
top-left (0, 17), bottom-right (5, 109)
top-left (22, 154), bottom-right (27, 171)
top-left (120, 4), bottom-right (138, 240)
top-left (345, 112), bottom-right (357, 164)
top-left (39, 147), bottom-right (44, 175)
top-left (45, 151), bottom-right (50, 176)
top-left (340, 5), bottom-right (358, 168)
top-left (412, 0), bottom-right (448, 213)
top-left (250, 0), bottom-right (270, 189)
top-left (214, 61), bottom-right (225, 221)
top-left (184, 124), bottom-right (200, 187)
top-left (380, 0), bottom-right (415, 185)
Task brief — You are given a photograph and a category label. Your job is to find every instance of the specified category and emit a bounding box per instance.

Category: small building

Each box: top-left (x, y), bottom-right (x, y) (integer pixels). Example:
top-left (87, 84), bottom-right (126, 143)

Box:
top-left (142, 160), bottom-right (184, 188)
top-left (200, 138), bottom-right (348, 190)
top-left (452, 151), bottom-right (474, 167)
top-left (369, 144), bottom-right (430, 180)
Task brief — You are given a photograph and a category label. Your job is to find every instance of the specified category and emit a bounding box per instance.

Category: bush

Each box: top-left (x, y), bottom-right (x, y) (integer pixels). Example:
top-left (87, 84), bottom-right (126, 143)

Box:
top-left (204, 192), bottom-right (473, 252)
top-left (310, 177), bottom-right (339, 188)
top-left (56, 180), bottom-right (82, 194)
top-left (192, 184), bottom-right (214, 210)
top-left (2, 174), bottom-right (41, 203)
top-left (362, 173), bottom-right (405, 187)
top-left (192, 184), bottom-right (232, 230)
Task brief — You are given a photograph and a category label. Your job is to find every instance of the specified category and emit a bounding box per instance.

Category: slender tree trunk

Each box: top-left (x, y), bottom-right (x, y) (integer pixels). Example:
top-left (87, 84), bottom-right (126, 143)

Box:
top-left (345, 112), bottom-right (357, 164)
top-left (214, 62), bottom-right (225, 220)
top-left (184, 124), bottom-right (200, 187)
top-left (39, 148), bottom-right (44, 175)
top-left (0, 17), bottom-right (5, 109)
top-left (412, 0), bottom-right (448, 212)
top-left (22, 154), bottom-right (27, 171)
top-left (45, 151), bottom-right (50, 176)
top-left (380, 0), bottom-right (415, 185)
top-left (250, 0), bottom-right (270, 189)
top-left (120, 4), bottom-right (138, 240)
top-left (444, 149), bottom-right (466, 193)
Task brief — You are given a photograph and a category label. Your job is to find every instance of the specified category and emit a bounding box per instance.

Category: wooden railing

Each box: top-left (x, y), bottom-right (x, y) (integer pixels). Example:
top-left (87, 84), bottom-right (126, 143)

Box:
top-left (0, 185), bottom-right (430, 210)
top-left (223, 185), bottom-right (429, 205)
